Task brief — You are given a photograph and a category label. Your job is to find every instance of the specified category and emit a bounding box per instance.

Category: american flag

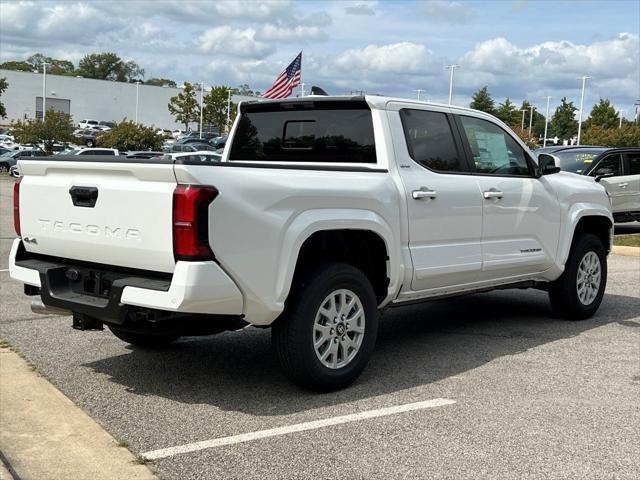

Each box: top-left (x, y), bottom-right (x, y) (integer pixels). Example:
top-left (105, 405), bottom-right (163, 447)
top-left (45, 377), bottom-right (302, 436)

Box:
top-left (262, 52), bottom-right (302, 99)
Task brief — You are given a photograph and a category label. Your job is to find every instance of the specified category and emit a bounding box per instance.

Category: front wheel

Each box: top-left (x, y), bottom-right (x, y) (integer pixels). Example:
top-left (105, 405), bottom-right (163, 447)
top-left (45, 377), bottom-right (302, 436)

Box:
top-left (549, 233), bottom-right (607, 320)
top-left (272, 263), bottom-right (379, 391)
top-left (108, 325), bottom-right (180, 348)
top-left (86, 139), bottom-right (95, 147)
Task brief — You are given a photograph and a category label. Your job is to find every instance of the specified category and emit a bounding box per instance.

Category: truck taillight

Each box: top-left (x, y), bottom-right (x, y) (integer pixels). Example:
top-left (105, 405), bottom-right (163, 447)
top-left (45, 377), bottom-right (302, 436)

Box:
top-left (13, 177), bottom-right (21, 236)
top-left (173, 184), bottom-right (218, 261)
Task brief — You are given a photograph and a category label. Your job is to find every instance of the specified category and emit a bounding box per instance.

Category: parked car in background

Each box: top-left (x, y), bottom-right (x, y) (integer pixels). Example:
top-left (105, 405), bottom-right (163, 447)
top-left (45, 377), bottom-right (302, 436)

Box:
top-left (165, 143), bottom-right (217, 153)
top-left (98, 121), bottom-right (116, 129)
top-left (0, 148), bottom-right (46, 172)
top-left (172, 130), bottom-right (184, 139)
top-left (165, 150), bottom-right (222, 164)
top-left (537, 147), bottom-right (639, 223)
top-left (208, 136), bottom-right (227, 150)
top-left (177, 131), bottom-right (219, 142)
top-left (0, 146), bottom-right (11, 156)
top-left (78, 119), bottom-right (99, 129)
top-left (71, 148), bottom-right (120, 156)
top-left (73, 129), bottom-right (100, 147)
top-left (9, 165), bottom-right (20, 177)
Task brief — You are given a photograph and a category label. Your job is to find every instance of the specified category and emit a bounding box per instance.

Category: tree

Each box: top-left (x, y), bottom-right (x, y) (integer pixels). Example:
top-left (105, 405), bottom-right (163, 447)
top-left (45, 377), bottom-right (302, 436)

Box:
top-left (550, 97), bottom-right (578, 141)
top-left (236, 84), bottom-right (260, 96)
top-left (26, 53), bottom-right (75, 75)
top-left (203, 85), bottom-right (237, 133)
top-left (145, 78), bottom-right (177, 88)
top-left (0, 77), bottom-right (7, 119)
top-left (0, 61), bottom-right (32, 72)
top-left (10, 110), bottom-right (75, 154)
top-left (510, 126), bottom-right (537, 149)
top-left (494, 98), bottom-right (519, 126)
top-left (586, 98), bottom-right (619, 129)
top-left (77, 52), bottom-right (144, 82)
top-left (96, 120), bottom-right (162, 151)
top-left (168, 82), bottom-right (199, 130)
top-left (519, 100), bottom-right (546, 138)
top-left (469, 86), bottom-right (495, 114)
top-left (582, 124), bottom-right (640, 147)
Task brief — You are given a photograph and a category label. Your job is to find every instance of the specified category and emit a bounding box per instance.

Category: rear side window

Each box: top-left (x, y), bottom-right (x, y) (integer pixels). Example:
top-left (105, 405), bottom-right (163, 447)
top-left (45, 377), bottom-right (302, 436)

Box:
top-left (626, 152), bottom-right (640, 175)
top-left (400, 109), bottom-right (466, 172)
top-left (229, 101), bottom-right (376, 163)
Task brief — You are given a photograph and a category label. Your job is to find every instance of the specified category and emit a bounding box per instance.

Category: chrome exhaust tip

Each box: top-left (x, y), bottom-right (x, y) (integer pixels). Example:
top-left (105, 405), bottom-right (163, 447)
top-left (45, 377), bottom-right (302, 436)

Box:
top-left (31, 298), bottom-right (71, 316)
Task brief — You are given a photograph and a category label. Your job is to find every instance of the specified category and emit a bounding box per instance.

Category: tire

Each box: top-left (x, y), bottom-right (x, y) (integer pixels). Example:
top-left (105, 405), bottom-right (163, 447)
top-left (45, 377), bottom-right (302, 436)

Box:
top-left (549, 233), bottom-right (607, 320)
top-left (108, 325), bottom-right (180, 348)
top-left (0, 163), bottom-right (8, 173)
top-left (272, 262), bottom-right (379, 391)
top-left (86, 139), bottom-right (94, 147)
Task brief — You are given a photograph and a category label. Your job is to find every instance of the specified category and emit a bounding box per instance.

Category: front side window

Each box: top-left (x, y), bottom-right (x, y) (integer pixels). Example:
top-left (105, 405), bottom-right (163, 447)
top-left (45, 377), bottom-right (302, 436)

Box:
top-left (400, 109), bottom-right (466, 172)
top-left (590, 154), bottom-right (622, 177)
top-left (459, 116), bottom-right (531, 176)
top-left (229, 101), bottom-right (376, 163)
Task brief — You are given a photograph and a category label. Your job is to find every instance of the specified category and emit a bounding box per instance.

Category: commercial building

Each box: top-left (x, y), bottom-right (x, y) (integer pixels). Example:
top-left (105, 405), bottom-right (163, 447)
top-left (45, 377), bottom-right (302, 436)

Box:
top-left (0, 69), bottom-right (255, 130)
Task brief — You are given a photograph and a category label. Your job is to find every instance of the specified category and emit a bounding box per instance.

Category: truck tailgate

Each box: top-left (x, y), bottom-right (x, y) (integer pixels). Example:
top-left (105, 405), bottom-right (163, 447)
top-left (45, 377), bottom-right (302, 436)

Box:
top-left (18, 159), bottom-right (177, 273)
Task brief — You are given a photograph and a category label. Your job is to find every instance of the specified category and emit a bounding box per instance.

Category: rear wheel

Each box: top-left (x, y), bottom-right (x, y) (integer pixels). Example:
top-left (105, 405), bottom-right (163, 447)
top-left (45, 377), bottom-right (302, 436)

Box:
top-left (549, 233), bottom-right (607, 320)
top-left (108, 325), bottom-right (180, 348)
top-left (86, 139), bottom-right (95, 147)
top-left (0, 163), bottom-right (8, 173)
top-left (272, 263), bottom-right (379, 391)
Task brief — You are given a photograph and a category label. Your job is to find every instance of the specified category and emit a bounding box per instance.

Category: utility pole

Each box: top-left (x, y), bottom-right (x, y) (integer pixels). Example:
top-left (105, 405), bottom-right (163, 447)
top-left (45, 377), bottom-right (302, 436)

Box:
top-left (199, 82), bottom-right (204, 139)
top-left (576, 76), bottom-right (591, 146)
top-left (413, 89), bottom-right (426, 101)
top-left (226, 88), bottom-right (232, 134)
top-left (300, 83), bottom-right (305, 97)
top-left (42, 62), bottom-right (49, 120)
top-left (445, 64), bottom-right (459, 105)
top-left (528, 105), bottom-right (536, 135)
top-left (135, 81), bottom-right (141, 124)
top-left (543, 96), bottom-right (552, 147)
top-left (520, 109), bottom-right (528, 130)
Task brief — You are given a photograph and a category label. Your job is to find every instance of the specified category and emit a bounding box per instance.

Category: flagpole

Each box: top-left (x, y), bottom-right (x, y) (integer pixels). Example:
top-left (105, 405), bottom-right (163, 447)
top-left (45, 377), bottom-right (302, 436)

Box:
top-left (299, 50), bottom-right (304, 97)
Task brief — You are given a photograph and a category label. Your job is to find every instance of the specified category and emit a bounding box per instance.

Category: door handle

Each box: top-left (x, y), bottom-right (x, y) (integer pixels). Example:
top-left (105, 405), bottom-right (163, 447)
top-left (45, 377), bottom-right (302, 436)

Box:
top-left (483, 190), bottom-right (504, 199)
top-left (618, 183), bottom-right (628, 188)
top-left (412, 188), bottom-right (437, 199)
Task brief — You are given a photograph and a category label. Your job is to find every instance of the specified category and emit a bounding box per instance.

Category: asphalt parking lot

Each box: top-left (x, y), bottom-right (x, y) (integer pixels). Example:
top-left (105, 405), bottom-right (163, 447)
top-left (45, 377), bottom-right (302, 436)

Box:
top-left (1, 174), bottom-right (639, 480)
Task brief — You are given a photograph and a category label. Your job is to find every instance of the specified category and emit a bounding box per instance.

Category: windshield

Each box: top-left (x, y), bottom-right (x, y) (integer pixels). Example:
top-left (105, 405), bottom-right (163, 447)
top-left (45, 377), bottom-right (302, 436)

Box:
top-left (552, 149), bottom-right (608, 174)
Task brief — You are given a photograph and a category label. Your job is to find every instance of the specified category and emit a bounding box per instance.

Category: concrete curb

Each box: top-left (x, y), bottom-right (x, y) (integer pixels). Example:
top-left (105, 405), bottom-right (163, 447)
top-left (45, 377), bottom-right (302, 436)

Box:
top-left (0, 347), bottom-right (158, 480)
top-left (612, 245), bottom-right (640, 257)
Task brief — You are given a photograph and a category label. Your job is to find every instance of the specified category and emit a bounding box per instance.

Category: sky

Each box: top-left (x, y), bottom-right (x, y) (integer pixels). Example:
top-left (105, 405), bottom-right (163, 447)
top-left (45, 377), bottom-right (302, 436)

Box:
top-left (1, 0), bottom-right (639, 118)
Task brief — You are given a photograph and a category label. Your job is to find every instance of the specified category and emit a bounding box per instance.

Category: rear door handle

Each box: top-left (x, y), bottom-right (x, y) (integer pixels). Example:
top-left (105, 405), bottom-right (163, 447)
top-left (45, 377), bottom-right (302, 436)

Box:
top-left (412, 188), bottom-right (437, 199)
top-left (483, 190), bottom-right (504, 199)
top-left (618, 183), bottom-right (629, 188)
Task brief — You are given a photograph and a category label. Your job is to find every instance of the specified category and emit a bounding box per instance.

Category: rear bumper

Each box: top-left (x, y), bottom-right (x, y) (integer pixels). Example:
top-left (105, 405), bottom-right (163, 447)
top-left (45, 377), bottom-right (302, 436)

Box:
top-left (9, 239), bottom-right (243, 323)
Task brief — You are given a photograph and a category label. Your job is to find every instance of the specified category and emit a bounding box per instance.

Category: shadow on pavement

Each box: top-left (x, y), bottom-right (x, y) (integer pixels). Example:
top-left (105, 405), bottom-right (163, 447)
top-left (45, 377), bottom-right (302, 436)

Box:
top-left (84, 290), bottom-right (640, 416)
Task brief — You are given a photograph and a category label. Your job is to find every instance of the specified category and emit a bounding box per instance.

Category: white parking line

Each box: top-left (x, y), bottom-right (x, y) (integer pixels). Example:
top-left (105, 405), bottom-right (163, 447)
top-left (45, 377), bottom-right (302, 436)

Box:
top-left (142, 397), bottom-right (455, 460)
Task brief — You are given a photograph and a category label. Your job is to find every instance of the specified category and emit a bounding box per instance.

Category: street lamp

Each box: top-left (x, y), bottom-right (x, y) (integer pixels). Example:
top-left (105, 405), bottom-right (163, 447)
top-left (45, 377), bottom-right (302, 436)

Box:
top-left (413, 89), bottom-right (426, 101)
top-left (543, 96), bottom-right (552, 147)
top-left (528, 105), bottom-right (536, 135)
top-left (576, 76), bottom-right (591, 146)
top-left (618, 109), bottom-right (624, 128)
top-left (226, 88), bottom-right (233, 134)
top-left (135, 81), bottom-right (141, 124)
top-left (445, 64), bottom-right (459, 105)
top-left (199, 82), bottom-right (204, 139)
top-left (520, 109), bottom-right (528, 130)
top-left (41, 62), bottom-right (49, 120)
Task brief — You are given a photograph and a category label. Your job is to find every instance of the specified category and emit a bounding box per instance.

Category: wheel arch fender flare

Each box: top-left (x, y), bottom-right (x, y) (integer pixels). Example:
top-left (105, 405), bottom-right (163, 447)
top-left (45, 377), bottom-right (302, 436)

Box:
top-left (273, 209), bottom-right (403, 308)
top-left (558, 204), bottom-right (613, 267)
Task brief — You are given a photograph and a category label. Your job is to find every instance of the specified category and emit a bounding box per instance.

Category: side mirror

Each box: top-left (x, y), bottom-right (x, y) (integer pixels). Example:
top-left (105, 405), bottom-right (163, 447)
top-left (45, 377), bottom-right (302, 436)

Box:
top-left (537, 153), bottom-right (561, 176)
top-left (594, 172), bottom-right (615, 183)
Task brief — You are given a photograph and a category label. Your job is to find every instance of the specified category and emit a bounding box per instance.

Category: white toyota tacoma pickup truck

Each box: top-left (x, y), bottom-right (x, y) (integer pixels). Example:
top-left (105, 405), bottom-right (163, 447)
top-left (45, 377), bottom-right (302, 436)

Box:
top-left (10, 96), bottom-right (613, 391)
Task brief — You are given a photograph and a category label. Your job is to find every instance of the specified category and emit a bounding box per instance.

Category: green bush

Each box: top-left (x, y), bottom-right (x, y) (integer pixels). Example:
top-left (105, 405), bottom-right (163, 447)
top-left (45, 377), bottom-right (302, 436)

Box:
top-left (97, 121), bottom-right (162, 151)
top-left (582, 125), bottom-right (640, 147)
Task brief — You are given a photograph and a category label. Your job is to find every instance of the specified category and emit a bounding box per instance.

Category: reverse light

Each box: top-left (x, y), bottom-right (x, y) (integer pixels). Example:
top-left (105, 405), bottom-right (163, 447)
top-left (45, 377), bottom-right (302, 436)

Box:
top-left (13, 177), bottom-right (22, 236)
top-left (172, 184), bottom-right (218, 261)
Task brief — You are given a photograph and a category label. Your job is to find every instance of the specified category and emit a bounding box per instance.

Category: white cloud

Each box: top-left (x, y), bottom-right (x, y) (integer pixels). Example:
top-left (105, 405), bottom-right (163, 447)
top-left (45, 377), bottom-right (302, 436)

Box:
top-left (198, 26), bottom-right (273, 58)
top-left (332, 42), bottom-right (435, 74)
top-left (258, 24), bottom-right (327, 42)
top-left (417, 1), bottom-right (476, 24)
top-left (344, 4), bottom-right (376, 16)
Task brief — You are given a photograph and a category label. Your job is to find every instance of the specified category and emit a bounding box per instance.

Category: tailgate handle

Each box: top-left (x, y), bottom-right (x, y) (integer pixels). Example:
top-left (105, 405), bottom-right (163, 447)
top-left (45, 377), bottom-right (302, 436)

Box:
top-left (69, 186), bottom-right (99, 208)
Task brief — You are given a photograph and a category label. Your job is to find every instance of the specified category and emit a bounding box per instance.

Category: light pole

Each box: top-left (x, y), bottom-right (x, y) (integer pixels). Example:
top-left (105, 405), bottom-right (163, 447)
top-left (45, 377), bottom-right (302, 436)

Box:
top-left (543, 96), bottom-right (552, 147)
top-left (445, 64), bottom-right (459, 105)
top-left (41, 62), bottom-right (49, 120)
top-left (618, 109), bottom-right (624, 128)
top-left (576, 76), bottom-right (591, 146)
top-left (135, 81), bottom-right (141, 124)
top-left (199, 82), bottom-right (204, 139)
top-left (413, 89), bottom-right (426, 101)
top-left (520, 109), bottom-right (528, 130)
top-left (528, 105), bottom-right (536, 135)
top-left (226, 88), bottom-right (232, 133)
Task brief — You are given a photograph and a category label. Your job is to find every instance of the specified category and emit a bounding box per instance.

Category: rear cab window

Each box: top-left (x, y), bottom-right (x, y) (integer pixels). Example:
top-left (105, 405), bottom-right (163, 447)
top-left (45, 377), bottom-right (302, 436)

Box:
top-left (229, 100), bottom-right (376, 164)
